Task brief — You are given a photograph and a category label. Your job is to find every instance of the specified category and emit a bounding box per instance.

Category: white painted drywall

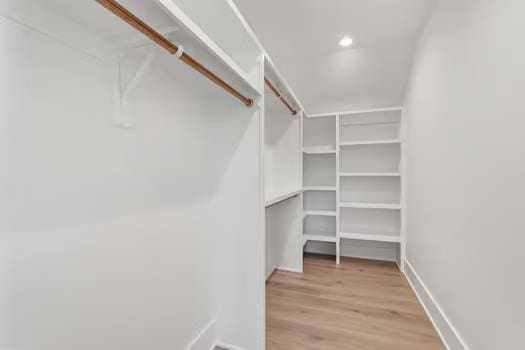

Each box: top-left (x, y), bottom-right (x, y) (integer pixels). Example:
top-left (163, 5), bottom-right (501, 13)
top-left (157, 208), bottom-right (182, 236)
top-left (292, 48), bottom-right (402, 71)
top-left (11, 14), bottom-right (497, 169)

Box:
top-left (0, 3), bottom-right (262, 350)
top-left (233, 0), bottom-right (435, 113)
top-left (404, 0), bottom-right (525, 348)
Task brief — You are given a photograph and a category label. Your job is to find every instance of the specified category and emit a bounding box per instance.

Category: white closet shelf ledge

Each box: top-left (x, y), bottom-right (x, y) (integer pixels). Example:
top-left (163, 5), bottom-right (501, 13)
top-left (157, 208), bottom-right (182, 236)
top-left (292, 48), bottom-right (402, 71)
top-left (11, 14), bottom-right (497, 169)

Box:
top-left (303, 210), bottom-right (337, 217)
top-left (339, 139), bottom-right (402, 147)
top-left (265, 189), bottom-right (302, 207)
top-left (339, 232), bottom-right (401, 243)
top-left (303, 146), bottom-right (337, 154)
top-left (303, 186), bottom-right (337, 191)
top-left (339, 202), bottom-right (401, 210)
top-left (303, 234), bottom-right (338, 243)
top-left (339, 172), bottom-right (401, 177)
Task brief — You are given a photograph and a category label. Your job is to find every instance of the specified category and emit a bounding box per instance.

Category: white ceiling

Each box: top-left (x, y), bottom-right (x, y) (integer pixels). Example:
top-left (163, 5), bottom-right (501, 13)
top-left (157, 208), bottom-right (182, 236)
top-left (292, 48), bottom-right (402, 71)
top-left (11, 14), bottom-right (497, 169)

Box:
top-left (233, 0), bottom-right (435, 114)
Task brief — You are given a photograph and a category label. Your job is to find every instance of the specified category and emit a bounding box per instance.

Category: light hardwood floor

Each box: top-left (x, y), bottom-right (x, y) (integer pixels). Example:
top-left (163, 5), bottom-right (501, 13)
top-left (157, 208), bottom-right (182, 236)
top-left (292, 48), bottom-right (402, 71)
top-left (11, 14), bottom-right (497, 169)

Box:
top-left (266, 254), bottom-right (445, 350)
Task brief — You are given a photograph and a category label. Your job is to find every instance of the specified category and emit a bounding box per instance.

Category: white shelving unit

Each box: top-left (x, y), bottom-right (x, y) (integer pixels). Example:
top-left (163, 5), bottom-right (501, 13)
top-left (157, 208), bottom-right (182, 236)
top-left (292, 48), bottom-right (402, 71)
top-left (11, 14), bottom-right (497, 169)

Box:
top-left (264, 55), bottom-right (304, 279)
top-left (302, 114), bottom-right (339, 260)
top-left (302, 107), bottom-right (405, 265)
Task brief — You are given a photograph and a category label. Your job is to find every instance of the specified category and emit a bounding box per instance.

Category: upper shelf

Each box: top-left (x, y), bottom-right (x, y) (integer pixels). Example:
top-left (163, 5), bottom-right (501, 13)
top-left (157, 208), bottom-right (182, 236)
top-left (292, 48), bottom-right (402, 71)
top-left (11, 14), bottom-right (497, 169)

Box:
top-left (265, 189), bottom-right (302, 208)
top-left (157, 0), bottom-right (262, 96)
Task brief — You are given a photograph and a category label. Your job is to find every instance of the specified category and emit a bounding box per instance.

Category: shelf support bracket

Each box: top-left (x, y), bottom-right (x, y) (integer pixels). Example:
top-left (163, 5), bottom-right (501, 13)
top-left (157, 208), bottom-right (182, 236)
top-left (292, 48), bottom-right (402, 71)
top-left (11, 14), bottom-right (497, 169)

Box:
top-left (113, 47), bottom-right (156, 128)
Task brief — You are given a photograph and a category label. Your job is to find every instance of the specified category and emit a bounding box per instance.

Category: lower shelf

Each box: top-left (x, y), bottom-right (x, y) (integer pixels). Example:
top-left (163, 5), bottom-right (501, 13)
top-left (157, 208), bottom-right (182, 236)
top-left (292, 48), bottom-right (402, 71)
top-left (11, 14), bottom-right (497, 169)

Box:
top-left (303, 234), bottom-right (338, 244)
top-left (303, 210), bottom-right (337, 217)
top-left (339, 232), bottom-right (401, 243)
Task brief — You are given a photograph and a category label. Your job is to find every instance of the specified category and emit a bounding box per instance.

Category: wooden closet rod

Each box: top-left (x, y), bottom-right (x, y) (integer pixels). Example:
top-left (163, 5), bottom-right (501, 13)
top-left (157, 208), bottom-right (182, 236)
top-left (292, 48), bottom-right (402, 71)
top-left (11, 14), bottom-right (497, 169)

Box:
top-left (264, 78), bottom-right (297, 116)
top-left (96, 0), bottom-right (254, 107)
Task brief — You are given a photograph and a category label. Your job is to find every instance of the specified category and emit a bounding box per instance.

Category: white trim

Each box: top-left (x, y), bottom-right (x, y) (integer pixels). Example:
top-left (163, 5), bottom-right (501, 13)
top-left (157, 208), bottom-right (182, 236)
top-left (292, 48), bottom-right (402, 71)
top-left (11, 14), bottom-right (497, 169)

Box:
top-left (403, 260), bottom-right (470, 350)
top-left (185, 320), bottom-right (216, 350)
top-left (276, 266), bottom-right (303, 274)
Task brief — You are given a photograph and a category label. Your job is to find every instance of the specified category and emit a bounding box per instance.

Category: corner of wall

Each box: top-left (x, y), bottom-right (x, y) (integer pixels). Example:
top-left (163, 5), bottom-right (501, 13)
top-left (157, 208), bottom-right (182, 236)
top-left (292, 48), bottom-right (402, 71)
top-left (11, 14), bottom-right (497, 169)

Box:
top-left (185, 320), bottom-right (217, 350)
top-left (403, 260), bottom-right (469, 350)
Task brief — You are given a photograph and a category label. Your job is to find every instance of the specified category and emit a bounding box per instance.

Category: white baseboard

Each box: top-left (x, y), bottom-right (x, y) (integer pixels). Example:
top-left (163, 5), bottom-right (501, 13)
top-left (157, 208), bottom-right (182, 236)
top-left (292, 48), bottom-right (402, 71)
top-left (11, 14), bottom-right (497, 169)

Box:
top-left (276, 265), bottom-right (302, 274)
top-left (214, 342), bottom-right (245, 350)
top-left (305, 240), bottom-right (399, 263)
top-left (403, 260), bottom-right (469, 350)
top-left (185, 320), bottom-right (216, 350)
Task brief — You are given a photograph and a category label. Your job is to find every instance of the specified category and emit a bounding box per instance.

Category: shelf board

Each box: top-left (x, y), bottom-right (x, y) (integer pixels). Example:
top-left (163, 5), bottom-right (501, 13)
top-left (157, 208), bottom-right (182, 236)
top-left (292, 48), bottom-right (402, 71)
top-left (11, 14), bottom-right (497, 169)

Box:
top-left (303, 186), bottom-right (337, 191)
top-left (339, 232), bottom-right (401, 243)
top-left (303, 146), bottom-right (336, 154)
top-left (339, 139), bottom-right (401, 147)
top-left (303, 234), bottom-right (338, 243)
top-left (339, 202), bottom-right (401, 210)
top-left (340, 172), bottom-right (401, 177)
top-left (303, 210), bottom-right (337, 217)
top-left (157, 0), bottom-right (262, 96)
top-left (306, 113), bottom-right (337, 119)
top-left (265, 189), bottom-right (302, 207)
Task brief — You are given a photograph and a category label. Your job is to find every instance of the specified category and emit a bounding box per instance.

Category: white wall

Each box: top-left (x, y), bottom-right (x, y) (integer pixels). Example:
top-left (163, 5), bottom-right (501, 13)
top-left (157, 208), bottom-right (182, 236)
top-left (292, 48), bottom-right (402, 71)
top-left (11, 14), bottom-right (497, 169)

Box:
top-left (0, 4), bottom-right (262, 349)
top-left (404, 0), bottom-right (525, 348)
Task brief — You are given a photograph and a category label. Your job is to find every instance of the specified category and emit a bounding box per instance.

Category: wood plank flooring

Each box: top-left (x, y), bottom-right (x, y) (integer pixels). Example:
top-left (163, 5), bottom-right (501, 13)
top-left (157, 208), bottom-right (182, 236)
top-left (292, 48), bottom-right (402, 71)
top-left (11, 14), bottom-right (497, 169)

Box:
top-left (266, 254), bottom-right (445, 350)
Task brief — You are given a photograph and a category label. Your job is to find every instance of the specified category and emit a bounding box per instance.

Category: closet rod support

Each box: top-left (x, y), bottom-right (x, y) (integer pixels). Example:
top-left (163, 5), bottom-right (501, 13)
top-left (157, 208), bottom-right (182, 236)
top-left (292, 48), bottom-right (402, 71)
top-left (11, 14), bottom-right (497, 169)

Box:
top-left (264, 78), bottom-right (297, 116)
top-left (96, 0), bottom-right (253, 107)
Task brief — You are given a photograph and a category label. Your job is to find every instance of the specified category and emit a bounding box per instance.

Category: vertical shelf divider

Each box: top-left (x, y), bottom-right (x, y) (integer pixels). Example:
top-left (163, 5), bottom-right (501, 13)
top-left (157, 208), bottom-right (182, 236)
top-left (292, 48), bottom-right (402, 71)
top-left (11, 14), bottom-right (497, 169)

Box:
top-left (336, 113), bottom-right (341, 264)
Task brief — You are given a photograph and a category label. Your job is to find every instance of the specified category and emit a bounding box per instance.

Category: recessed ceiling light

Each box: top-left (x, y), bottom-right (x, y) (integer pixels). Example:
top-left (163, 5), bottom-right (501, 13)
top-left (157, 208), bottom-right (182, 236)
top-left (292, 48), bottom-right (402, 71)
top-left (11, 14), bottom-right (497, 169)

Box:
top-left (339, 36), bottom-right (353, 47)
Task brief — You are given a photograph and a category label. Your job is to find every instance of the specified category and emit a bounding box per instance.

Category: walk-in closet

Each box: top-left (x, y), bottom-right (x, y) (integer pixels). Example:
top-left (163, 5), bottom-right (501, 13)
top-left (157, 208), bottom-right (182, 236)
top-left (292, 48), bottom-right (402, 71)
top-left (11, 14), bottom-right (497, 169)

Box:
top-left (2, 0), bottom-right (524, 349)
